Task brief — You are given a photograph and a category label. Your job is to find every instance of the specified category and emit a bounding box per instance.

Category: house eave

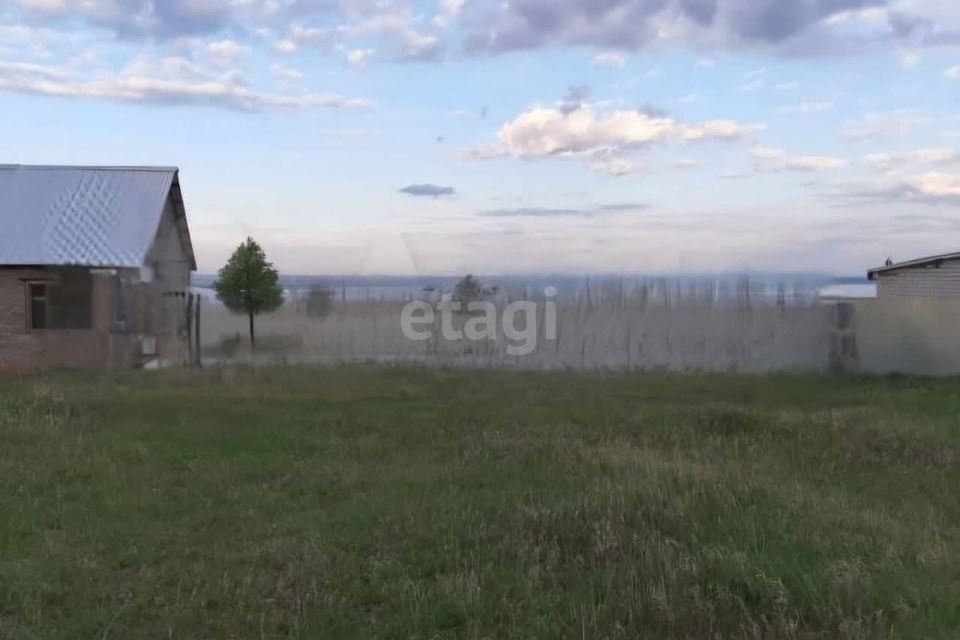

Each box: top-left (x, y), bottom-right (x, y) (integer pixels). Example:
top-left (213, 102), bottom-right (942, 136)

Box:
top-left (867, 251), bottom-right (960, 280)
top-left (169, 172), bottom-right (198, 272)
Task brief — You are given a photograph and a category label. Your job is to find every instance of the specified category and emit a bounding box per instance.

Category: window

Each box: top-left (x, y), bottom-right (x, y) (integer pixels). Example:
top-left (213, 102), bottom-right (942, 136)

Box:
top-left (28, 283), bottom-right (48, 330)
top-left (25, 270), bottom-right (94, 331)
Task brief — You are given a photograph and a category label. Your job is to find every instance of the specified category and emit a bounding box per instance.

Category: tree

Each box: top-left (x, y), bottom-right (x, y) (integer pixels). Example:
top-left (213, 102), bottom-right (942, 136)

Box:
top-left (452, 274), bottom-right (490, 307)
top-left (213, 237), bottom-right (284, 348)
top-left (304, 285), bottom-right (335, 318)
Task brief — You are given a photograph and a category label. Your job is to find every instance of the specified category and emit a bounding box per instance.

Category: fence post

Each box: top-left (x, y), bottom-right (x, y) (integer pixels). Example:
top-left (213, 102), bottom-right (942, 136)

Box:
top-left (194, 294), bottom-right (202, 368)
top-left (829, 302), bottom-right (859, 373)
top-left (185, 292), bottom-right (194, 368)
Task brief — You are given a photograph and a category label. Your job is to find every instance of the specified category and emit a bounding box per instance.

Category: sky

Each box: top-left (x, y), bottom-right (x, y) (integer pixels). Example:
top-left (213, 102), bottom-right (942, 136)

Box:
top-left (0, 0), bottom-right (959, 276)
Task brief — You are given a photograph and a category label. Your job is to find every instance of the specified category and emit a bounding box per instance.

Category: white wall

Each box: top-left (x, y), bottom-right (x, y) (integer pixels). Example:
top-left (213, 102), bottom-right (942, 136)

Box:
top-left (876, 260), bottom-right (960, 298)
top-left (145, 197), bottom-right (192, 293)
top-left (854, 298), bottom-right (960, 375)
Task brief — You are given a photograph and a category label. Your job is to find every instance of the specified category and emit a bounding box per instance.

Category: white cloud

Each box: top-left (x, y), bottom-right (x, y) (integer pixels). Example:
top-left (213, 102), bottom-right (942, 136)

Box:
top-left (863, 148), bottom-right (960, 172)
top-left (15, 0), bottom-right (72, 9)
top-left (843, 111), bottom-right (928, 142)
top-left (465, 103), bottom-right (763, 175)
top-left (488, 106), bottom-right (676, 157)
top-left (682, 120), bottom-right (765, 141)
top-left (785, 156), bottom-right (848, 171)
top-left (779, 101), bottom-right (833, 114)
top-left (909, 172), bottom-right (960, 198)
top-left (589, 155), bottom-right (636, 176)
top-left (0, 23), bottom-right (94, 48)
top-left (946, 66), bottom-right (960, 79)
top-left (6, 0), bottom-right (443, 68)
top-left (0, 56), bottom-right (369, 112)
top-left (751, 146), bottom-right (847, 172)
top-left (267, 2), bottom-right (446, 61)
top-left (823, 6), bottom-right (889, 25)
top-left (592, 51), bottom-right (626, 69)
top-left (432, 0), bottom-right (464, 29)
top-left (672, 158), bottom-right (701, 169)
top-left (207, 39), bottom-right (248, 60)
top-left (274, 24), bottom-right (335, 54)
top-left (123, 55), bottom-right (221, 82)
top-left (270, 63), bottom-right (302, 85)
top-left (346, 48), bottom-right (376, 69)
top-left (827, 172), bottom-right (960, 206)
top-left (337, 9), bottom-right (442, 61)
top-left (392, 29), bottom-right (441, 60)
top-left (898, 50), bottom-right (922, 69)
top-left (695, 58), bottom-right (716, 68)
top-left (274, 38), bottom-right (297, 53)
top-left (0, 59), bottom-right (69, 81)
top-left (12, 0), bottom-right (230, 39)
top-left (459, 0), bottom-right (960, 61)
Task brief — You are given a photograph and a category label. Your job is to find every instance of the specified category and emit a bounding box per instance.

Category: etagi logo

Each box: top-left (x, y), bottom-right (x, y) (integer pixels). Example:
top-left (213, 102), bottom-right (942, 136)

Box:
top-left (400, 287), bottom-right (558, 356)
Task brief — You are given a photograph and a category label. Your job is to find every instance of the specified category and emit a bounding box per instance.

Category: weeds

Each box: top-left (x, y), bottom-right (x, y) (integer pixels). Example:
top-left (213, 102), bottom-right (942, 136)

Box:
top-left (1, 367), bottom-right (958, 638)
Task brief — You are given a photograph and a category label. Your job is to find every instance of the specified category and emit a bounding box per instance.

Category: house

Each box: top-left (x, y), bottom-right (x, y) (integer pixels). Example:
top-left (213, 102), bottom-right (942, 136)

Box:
top-left (868, 251), bottom-right (960, 298)
top-left (0, 165), bottom-right (196, 373)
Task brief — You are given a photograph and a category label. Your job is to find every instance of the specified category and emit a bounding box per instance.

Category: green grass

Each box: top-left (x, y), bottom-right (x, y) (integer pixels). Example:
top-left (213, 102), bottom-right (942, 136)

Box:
top-left (2, 366), bottom-right (959, 639)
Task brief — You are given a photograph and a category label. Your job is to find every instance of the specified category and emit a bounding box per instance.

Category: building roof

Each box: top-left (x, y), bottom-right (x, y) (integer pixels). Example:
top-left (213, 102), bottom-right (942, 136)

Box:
top-left (867, 251), bottom-right (960, 280)
top-left (0, 165), bottom-right (195, 269)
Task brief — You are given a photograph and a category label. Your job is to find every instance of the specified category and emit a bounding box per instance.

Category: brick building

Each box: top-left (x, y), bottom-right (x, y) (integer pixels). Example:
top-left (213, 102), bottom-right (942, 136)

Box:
top-left (0, 165), bottom-right (196, 373)
top-left (868, 252), bottom-right (960, 298)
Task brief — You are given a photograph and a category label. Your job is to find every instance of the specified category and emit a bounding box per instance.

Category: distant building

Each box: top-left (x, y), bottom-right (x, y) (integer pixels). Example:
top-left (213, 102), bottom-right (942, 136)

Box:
top-left (0, 165), bottom-right (196, 373)
top-left (868, 251), bottom-right (960, 298)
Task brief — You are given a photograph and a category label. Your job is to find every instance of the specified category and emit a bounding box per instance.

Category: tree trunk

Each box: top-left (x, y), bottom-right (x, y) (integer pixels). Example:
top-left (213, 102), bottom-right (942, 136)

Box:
top-left (248, 309), bottom-right (256, 350)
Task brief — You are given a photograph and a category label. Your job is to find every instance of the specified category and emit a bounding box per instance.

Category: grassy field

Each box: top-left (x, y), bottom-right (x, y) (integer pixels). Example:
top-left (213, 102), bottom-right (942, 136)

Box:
top-left (1, 367), bottom-right (959, 639)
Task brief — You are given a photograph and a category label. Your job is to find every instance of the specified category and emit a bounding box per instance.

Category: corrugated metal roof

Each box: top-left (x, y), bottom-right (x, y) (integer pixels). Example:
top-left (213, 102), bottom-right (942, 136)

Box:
top-left (867, 251), bottom-right (960, 280)
top-left (0, 165), bottom-right (180, 268)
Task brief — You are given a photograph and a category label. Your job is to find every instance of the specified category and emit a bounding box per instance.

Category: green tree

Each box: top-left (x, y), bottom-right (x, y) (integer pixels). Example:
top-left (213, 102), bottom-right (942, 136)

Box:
top-left (213, 237), bottom-right (284, 348)
top-left (452, 274), bottom-right (490, 307)
top-left (304, 285), bottom-right (335, 318)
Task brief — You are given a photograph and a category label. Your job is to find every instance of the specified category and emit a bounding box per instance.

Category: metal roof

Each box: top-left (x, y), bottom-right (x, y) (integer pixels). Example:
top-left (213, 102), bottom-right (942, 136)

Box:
top-left (867, 251), bottom-right (960, 280)
top-left (0, 164), bottom-right (191, 268)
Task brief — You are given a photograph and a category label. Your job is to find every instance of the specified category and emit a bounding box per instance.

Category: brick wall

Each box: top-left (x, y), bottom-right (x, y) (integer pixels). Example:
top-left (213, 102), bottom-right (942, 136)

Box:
top-left (0, 267), bottom-right (191, 373)
top-left (876, 260), bottom-right (960, 298)
top-left (0, 268), bottom-right (117, 373)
